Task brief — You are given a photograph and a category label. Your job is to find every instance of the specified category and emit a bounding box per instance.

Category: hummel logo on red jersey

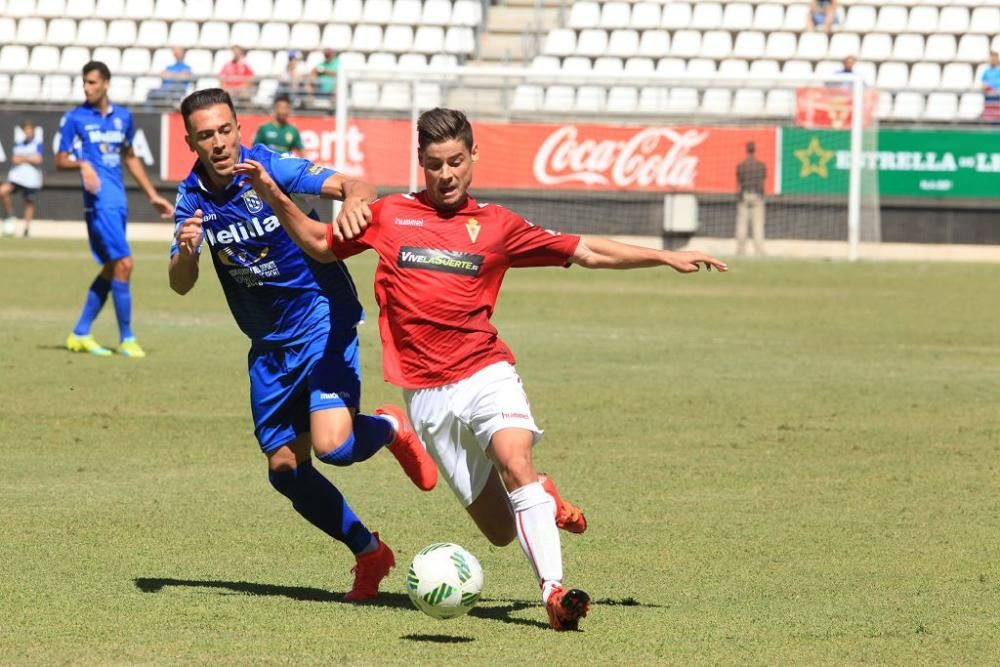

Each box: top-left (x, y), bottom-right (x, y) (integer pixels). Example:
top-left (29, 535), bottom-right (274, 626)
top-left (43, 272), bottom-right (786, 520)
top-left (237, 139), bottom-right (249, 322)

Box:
top-left (394, 217), bottom-right (424, 226)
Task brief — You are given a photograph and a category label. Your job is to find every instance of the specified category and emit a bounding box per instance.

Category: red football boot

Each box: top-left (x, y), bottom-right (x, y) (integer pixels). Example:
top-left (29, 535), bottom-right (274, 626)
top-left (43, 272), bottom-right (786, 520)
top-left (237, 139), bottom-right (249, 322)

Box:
top-left (344, 532), bottom-right (395, 602)
top-left (376, 405), bottom-right (438, 491)
top-left (538, 473), bottom-right (587, 534)
top-left (546, 585), bottom-right (591, 631)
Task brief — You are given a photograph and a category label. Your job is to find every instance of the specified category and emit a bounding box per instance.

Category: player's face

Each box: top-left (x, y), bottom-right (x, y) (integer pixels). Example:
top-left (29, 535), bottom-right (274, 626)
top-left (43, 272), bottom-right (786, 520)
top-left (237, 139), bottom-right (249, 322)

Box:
top-left (185, 103), bottom-right (243, 186)
top-left (274, 100), bottom-right (290, 123)
top-left (83, 72), bottom-right (108, 105)
top-left (419, 138), bottom-right (478, 212)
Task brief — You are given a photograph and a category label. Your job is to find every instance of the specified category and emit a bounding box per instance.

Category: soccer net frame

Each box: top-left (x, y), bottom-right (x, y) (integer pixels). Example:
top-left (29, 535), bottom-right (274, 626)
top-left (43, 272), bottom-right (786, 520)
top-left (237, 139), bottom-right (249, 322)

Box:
top-left (332, 65), bottom-right (878, 261)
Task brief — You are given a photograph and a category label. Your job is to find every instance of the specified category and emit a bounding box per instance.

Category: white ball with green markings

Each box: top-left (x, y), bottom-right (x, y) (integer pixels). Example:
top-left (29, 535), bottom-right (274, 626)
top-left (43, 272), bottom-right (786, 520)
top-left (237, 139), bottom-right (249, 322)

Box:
top-left (405, 543), bottom-right (484, 620)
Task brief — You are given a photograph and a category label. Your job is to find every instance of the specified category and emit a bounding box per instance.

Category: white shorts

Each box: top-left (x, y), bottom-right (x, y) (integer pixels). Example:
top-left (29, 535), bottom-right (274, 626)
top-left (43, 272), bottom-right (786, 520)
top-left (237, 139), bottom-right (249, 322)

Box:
top-left (403, 361), bottom-right (543, 508)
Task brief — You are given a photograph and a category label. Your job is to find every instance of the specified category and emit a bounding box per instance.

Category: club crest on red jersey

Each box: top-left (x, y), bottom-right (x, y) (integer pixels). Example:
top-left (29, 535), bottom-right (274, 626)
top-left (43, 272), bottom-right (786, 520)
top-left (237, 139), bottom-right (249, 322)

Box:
top-left (466, 218), bottom-right (480, 243)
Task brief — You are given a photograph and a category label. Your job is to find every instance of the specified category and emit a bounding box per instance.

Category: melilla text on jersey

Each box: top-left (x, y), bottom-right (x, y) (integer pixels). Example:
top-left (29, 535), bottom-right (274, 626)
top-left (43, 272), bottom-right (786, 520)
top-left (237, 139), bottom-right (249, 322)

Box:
top-left (204, 213), bottom-right (284, 287)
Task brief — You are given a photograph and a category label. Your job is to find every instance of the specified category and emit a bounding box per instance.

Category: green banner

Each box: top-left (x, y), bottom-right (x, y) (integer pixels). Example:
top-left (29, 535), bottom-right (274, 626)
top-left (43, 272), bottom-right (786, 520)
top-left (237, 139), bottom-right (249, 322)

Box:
top-left (780, 127), bottom-right (1000, 198)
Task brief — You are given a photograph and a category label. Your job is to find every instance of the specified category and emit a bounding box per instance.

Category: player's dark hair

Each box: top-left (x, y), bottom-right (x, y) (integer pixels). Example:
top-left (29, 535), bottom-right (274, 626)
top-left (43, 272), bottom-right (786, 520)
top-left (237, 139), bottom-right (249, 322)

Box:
top-left (82, 61), bottom-right (111, 81)
top-left (417, 108), bottom-right (474, 152)
top-left (180, 88), bottom-right (237, 130)
top-left (274, 94), bottom-right (292, 105)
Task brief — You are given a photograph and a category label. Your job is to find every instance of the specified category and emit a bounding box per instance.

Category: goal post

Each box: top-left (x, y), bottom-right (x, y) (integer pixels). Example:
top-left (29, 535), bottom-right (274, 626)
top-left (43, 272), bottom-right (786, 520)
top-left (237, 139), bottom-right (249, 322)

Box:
top-left (331, 64), bottom-right (879, 260)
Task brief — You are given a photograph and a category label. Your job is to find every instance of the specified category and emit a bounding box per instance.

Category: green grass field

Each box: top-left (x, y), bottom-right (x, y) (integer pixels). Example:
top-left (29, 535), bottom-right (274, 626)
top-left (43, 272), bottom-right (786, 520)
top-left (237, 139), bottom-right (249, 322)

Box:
top-left (1, 238), bottom-right (998, 665)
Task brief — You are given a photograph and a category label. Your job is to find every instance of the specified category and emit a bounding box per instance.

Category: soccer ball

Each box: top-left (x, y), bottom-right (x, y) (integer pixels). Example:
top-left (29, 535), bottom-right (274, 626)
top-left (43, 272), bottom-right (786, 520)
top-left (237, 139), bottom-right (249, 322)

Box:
top-left (405, 543), bottom-right (484, 620)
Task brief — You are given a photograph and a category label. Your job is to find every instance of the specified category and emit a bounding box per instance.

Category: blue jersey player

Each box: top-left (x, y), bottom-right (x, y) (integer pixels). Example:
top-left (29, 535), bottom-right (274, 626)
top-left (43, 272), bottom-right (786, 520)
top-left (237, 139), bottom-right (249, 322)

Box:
top-left (168, 88), bottom-right (437, 601)
top-left (57, 61), bottom-right (175, 358)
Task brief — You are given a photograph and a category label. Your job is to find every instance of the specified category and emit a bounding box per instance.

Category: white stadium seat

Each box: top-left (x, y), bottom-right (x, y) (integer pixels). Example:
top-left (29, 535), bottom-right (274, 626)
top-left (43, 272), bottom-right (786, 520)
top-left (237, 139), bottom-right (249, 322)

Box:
top-left (748, 59), bottom-right (780, 79)
top-left (321, 24), bottom-right (352, 51)
top-left (451, 0), bottom-right (482, 27)
top-left (660, 2), bottom-right (692, 30)
top-left (398, 53), bottom-right (427, 69)
top-left (968, 8), bottom-right (1000, 35)
top-left (390, 0), bottom-right (422, 25)
top-left (669, 30), bottom-right (701, 58)
top-left (0, 74), bottom-right (9, 99)
top-left (131, 75), bottom-right (160, 103)
top-left (259, 22), bottom-right (290, 50)
top-left (153, 0), bottom-right (183, 20)
top-left (381, 25), bottom-right (414, 54)
top-left (76, 19), bottom-right (108, 48)
top-left (351, 25), bottom-right (383, 52)
top-left (764, 89), bottom-right (794, 116)
top-left (907, 62), bottom-right (940, 91)
top-left (0, 18), bottom-right (13, 45)
top-left (722, 3), bottom-right (753, 31)
top-left (957, 92), bottom-right (984, 121)
top-left (379, 83), bottom-right (411, 110)
top-left (512, 84), bottom-right (543, 112)
top-left (367, 52), bottom-right (396, 69)
top-left (718, 58), bottom-right (749, 79)
top-left (66, 0), bottom-right (95, 19)
top-left (415, 82), bottom-right (441, 109)
top-left (44, 73), bottom-right (73, 101)
top-left (45, 18), bottom-right (77, 46)
top-left (593, 56), bottom-right (623, 75)
top-left (814, 60), bottom-right (840, 78)
top-left (10, 73), bottom-right (42, 101)
top-left (211, 49), bottom-right (231, 73)
top-left (923, 93), bottom-right (957, 121)
top-left (183, 0), bottom-right (211, 20)
top-left (782, 4), bottom-right (809, 31)
top-left (245, 49), bottom-right (273, 75)
top-left (362, 0), bottom-right (392, 24)
top-left (543, 85), bottom-right (575, 112)
top-left (843, 5), bottom-right (876, 33)
top-left (530, 55), bottom-right (559, 74)
top-left (764, 32), bottom-right (797, 61)
top-left (629, 3), bottom-right (661, 30)
top-left (607, 29), bottom-right (639, 58)
top-left (561, 55), bottom-right (591, 74)
top-left (891, 91), bottom-right (924, 120)
top-left (907, 6), bottom-right (938, 34)
top-left (797, 32), bottom-right (828, 61)
top-left (28, 45), bottom-right (60, 73)
top-left (752, 3), bottom-right (783, 31)
top-left (637, 30), bottom-right (669, 59)
top-left (699, 30), bottom-right (732, 60)
top-left (92, 46), bottom-right (122, 72)
top-left (782, 60), bottom-right (813, 80)
top-left (656, 57), bottom-right (684, 76)
top-left (828, 33), bottom-right (860, 61)
top-left (600, 2), bottom-right (631, 30)
top-left (95, 0), bottom-right (125, 19)
top-left (690, 2), bottom-right (722, 30)
top-left (667, 87), bottom-right (699, 113)
top-left (956, 35), bottom-right (989, 64)
top-left (243, 0), bottom-right (274, 22)
top-left (230, 22), bottom-right (261, 48)
top-left (876, 91), bottom-right (893, 120)
top-left (137, 20), bottom-right (168, 47)
top-left (576, 29), bottom-right (609, 58)
top-left (184, 48), bottom-right (214, 75)
top-left (106, 19), bottom-right (137, 48)
top-left (421, 0), bottom-right (451, 25)
top-left (16, 17), bottom-right (47, 45)
top-left (607, 86), bottom-right (638, 113)
top-left (876, 62), bottom-right (909, 90)
top-left (875, 6), bottom-right (908, 34)
top-left (637, 87), bottom-right (668, 113)
top-left (37, 0), bottom-right (66, 18)
top-left (412, 26), bottom-right (444, 54)
top-left (701, 88), bottom-right (731, 114)
top-left (543, 28), bottom-right (575, 57)
top-left (860, 33), bottom-right (892, 62)
top-left (892, 33), bottom-right (924, 62)
top-left (732, 89), bottom-right (765, 115)
top-left (119, 46), bottom-right (151, 75)
top-left (733, 31), bottom-right (764, 60)
top-left (199, 22), bottom-right (231, 49)
top-left (6, 0), bottom-right (36, 16)
top-left (624, 56), bottom-right (654, 74)
top-left (687, 58), bottom-right (715, 78)
top-left (166, 20), bottom-right (198, 48)
top-left (302, 0), bottom-right (334, 24)
top-left (940, 63), bottom-right (975, 92)
top-left (271, 0), bottom-right (303, 21)
top-left (569, 1), bottom-right (600, 30)
top-left (59, 45), bottom-right (90, 73)
top-left (923, 34), bottom-right (957, 64)
top-left (445, 26), bottom-right (475, 54)
top-left (576, 85), bottom-right (606, 112)
top-left (194, 76), bottom-right (220, 91)
top-left (124, 0), bottom-right (152, 19)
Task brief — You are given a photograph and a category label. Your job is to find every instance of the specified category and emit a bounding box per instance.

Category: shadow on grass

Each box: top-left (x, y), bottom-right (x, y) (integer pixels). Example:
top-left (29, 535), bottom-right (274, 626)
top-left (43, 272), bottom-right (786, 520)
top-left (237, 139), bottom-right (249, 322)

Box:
top-left (401, 634), bottom-right (475, 643)
top-left (135, 578), bottom-right (663, 630)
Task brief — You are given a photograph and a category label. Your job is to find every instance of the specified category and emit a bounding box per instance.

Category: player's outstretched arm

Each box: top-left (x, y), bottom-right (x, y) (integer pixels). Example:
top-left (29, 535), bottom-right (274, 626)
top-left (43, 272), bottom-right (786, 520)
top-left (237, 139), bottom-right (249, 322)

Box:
top-left (319, 172), bottom-right (377, 242)
top-left (169, 209), bottom-right (203, 295)
top-left (123, 146), bottom-right (174, 219)
top-left (571, 236), bottom-right (728, 273)
top-left (234, 159), bottom-right (338, 263)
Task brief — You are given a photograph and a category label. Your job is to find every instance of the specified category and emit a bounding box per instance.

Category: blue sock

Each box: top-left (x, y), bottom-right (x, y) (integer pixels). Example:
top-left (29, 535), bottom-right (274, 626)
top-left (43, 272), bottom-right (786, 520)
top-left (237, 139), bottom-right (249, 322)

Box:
top-left (73, 276), bottom-right (111, 336)
top-left (317, 414), bottom-right (394, 467)
top-left (110, 279), bottom-right (133, 341)
top-left (268, 459), bottom-right (373, 554)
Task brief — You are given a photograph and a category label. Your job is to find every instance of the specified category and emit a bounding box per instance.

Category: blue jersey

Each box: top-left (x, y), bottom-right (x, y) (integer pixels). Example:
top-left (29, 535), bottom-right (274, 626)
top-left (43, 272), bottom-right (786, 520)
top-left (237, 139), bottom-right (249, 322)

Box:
top-left (58, 102), bottom-right (135, 210)
top-left (172, 144), bottom-right (362, 346)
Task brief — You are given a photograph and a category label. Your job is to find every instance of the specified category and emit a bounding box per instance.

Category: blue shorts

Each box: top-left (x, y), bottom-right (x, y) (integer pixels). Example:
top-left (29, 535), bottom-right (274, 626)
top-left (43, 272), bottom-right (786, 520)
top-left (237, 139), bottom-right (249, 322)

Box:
top-left (85, 207), bottom-right (130, 263)
top-left (248, 326), bottom-right (363, 453)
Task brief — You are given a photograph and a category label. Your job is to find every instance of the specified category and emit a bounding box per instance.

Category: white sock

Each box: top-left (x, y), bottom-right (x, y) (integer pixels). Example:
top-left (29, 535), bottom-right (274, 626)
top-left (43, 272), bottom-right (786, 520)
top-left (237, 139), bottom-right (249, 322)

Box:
top-left (508, 481), bottom-right (563, 602)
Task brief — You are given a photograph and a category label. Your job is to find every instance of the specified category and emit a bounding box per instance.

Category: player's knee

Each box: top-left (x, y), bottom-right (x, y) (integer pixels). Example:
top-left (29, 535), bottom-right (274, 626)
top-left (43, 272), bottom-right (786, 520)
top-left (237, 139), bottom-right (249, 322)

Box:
top-left (315, 432), bottom-right (356, 467)
top-left (115, 257), bottom-right (134, 278)
top-left (268, 463), bottom-right (306, 498)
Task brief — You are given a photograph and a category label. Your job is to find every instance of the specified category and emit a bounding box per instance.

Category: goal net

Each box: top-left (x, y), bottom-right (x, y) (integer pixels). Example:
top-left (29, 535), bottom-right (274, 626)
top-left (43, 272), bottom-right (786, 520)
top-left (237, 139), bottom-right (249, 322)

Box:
top-left (330, 65), bottom-right (880, 260)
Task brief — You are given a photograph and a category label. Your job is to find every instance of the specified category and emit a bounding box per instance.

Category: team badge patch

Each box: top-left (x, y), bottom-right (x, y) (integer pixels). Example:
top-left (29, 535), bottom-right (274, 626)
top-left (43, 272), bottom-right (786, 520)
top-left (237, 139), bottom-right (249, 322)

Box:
top-left (307, 163), bottom-right (325, 175)
top-left (242, 188), bottom-right (264, 214)
top-left (465, 218), bottom-right (480, 243)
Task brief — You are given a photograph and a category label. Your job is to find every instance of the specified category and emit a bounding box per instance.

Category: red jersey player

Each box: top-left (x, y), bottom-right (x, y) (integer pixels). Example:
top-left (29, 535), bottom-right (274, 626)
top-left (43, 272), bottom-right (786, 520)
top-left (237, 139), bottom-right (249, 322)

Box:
top-left (235, 107), bottom-right (727, 631)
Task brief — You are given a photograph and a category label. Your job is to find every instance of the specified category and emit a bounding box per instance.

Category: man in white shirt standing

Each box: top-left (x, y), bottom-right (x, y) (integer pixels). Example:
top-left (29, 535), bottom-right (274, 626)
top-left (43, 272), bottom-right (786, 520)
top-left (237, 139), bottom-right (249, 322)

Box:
top-left (2, 120), bottom-right (44, 238)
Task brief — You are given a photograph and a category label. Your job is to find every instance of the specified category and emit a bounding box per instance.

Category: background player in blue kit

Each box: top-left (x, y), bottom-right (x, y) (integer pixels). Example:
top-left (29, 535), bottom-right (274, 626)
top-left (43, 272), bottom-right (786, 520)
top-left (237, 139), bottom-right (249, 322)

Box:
top-left (57, 61), bottom-right (174, 358)
top-left (168, 88), bottom-right (437, 601)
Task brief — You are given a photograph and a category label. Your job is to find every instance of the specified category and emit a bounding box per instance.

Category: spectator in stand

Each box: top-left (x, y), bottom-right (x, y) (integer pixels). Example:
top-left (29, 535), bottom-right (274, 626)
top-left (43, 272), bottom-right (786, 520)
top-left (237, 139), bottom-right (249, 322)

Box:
top-left (219, 46), bottom-right (255, 103)
top-left (149, 47), bottom-right (193, 108)
top-left (277, 50), bottom-right (308, 106)
top-left (981, 52), bottom-right (1000, 124)
top-left (253, 95), bottom-right (305, 156)
top-left (807, 0), bottom-right (839, 32)
top-left (1, 120), bottom-right (43, 238)
top-left (735, 142), bottom-right (767, 257)
top-left (312, 48), bottom-right (341, 106)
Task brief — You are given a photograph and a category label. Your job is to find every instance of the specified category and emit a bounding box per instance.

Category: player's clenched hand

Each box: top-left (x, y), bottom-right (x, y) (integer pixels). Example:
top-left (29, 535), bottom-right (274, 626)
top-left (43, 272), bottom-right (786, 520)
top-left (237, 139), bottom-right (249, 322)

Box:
top-left (333, 196), bottom-right (372, 241)
top-left (150, 194), bottom-right (175, 219)
top-left (663, 251), bottom-right (728, 273)
top-left (80, 161), bottom-right (101, 194)
top-left (233, 159), bottom-right (283, 207)
top-left (175, 208), bottom-right (204, 258)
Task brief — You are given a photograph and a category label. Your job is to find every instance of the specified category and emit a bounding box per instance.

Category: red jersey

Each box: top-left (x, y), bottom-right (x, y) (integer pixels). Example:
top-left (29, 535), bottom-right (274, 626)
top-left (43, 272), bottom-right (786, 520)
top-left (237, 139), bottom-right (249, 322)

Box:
top-left (219, 59), bottom-right (254, 90)
top-left (326, 192), bottom-right (580, 389)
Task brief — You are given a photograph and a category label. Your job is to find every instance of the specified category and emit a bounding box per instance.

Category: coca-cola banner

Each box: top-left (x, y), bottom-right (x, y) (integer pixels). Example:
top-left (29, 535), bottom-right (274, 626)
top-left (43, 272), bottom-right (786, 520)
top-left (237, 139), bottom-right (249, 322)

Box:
top-left (164, 114), bottom-right (776, 194)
